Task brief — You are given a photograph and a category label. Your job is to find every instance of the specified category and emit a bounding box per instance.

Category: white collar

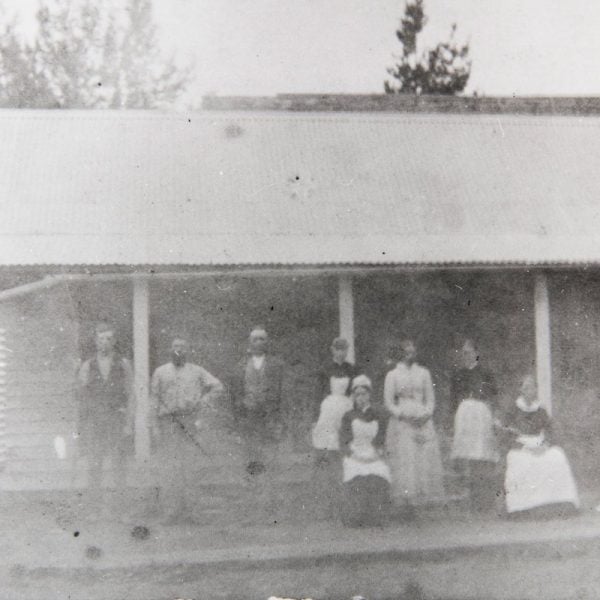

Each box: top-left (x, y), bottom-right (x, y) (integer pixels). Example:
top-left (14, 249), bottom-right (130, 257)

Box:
top-left (516, 395), bottom-right (542, 413)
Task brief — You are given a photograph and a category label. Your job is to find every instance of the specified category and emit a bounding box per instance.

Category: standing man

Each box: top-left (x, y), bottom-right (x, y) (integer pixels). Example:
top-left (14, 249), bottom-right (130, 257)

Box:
top-left (77, 322), bottom-right (134, 512)
top-left (150, 336), bottom-right (223, 525)
top-left (230, 326), bottom-right (287, 515)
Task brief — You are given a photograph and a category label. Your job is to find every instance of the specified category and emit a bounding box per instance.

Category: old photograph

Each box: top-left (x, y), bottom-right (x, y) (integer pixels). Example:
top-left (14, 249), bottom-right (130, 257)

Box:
top-left (0, 1), bottom-right (599, 599)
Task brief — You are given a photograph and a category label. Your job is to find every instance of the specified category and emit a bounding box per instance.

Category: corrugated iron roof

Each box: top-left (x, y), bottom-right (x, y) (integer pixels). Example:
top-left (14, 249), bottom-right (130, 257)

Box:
top-left (0, 109), bottom-right (599, 266)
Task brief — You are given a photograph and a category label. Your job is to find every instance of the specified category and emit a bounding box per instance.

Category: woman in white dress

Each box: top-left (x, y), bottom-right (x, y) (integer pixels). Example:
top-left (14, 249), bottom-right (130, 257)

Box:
top-left (384, 339), bottom-right (445, 513)
top-left (500, 375), bottom-right (579, 518)
top-left (339, 375), bottom-right (391, 527)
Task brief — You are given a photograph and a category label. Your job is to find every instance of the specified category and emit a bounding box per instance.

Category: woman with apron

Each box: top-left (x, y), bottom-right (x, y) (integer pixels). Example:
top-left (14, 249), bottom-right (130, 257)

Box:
top-left (339, 375), bottom-right (391, 527)
top-left (450, 338), bottom-right (499, 513)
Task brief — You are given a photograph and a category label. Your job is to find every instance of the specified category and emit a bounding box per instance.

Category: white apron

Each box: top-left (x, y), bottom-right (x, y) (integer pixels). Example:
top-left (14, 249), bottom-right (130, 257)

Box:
top-left (451, 398), bottom-right (498, 462)
top-left (342, 419), bottom-right (391, 483)
top-left (504, 433), bottom-right (580, 513)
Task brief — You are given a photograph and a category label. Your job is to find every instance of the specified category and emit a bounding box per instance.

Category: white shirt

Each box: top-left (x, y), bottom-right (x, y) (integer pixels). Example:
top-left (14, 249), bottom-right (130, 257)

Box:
top-left (151, 361), bottom-right (223, 417)
top-left (251, 355), bottom-right (265, 370)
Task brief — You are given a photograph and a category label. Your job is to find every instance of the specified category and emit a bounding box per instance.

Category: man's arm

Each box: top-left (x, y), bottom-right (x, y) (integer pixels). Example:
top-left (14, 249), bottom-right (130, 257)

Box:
top-left (198, 366), bottom-right (224, 408)
top-left (149, 367), bottom-right (162, 432)
top-left (228, 361), bottom-right (244, 417)
top-left (75, 360), bottom-right (90, 436)
top-left (274, 358), bottom-right (288, 422)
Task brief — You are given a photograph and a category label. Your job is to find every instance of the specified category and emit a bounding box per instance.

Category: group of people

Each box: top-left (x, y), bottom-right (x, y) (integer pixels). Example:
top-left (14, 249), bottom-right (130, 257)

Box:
top-left (76, 321), bottom-right (580, 526)
top-left (311, 336), bottom-right (580, 526)
top-left (76, 322), bottom-right (289, 524)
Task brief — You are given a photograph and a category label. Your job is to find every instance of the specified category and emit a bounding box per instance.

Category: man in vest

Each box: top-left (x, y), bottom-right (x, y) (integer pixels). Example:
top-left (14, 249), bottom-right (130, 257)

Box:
top-left (77, 322), bottom-right (134, 512)
top-left (150, 336), bottom-right (224, 525)
top-left (230, 326), bottom-right (287, 519)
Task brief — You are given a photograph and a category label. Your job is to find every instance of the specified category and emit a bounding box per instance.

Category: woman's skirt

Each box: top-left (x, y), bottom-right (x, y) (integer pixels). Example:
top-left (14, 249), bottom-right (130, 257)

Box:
top-left (451, 399), bottom-right (498, 462)
top-left (504, 445), bottom-right (580, 514)
top-left (342, 474), bottom-right (391, 527)
top-left (385, 418), bottom-right (445, 506)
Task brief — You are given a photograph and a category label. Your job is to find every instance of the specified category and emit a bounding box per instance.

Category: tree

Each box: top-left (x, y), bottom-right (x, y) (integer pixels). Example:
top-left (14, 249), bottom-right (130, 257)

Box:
top-left (385, 0), bottom-right (471, 95)
top-left (0, 0), bottom-right (192, 108)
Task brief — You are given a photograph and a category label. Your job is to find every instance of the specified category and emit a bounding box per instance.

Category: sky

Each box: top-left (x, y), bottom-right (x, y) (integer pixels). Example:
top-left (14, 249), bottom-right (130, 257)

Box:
top-left (3, 0), bottom-right (600, 104)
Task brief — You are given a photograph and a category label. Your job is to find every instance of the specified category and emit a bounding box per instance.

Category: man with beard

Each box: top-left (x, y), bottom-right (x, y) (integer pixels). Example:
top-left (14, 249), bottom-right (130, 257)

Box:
top-left (77, 322), bottom-right (134, 515)
top-left (150, 336), bottom-right (223, 524)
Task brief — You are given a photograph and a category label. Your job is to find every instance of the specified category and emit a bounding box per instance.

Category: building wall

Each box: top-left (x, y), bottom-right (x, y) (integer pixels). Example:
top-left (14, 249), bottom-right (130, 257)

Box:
top-left (0, 285), bottom-right (80, 489)
top-left (549, 270), bottom-right (600, 484)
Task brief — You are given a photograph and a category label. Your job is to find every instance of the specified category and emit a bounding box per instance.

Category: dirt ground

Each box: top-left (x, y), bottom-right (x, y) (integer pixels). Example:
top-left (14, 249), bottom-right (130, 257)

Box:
top-left (3, 539), bottom-right (600, 600)
top-left (2, 488), bottom-right (600, 600)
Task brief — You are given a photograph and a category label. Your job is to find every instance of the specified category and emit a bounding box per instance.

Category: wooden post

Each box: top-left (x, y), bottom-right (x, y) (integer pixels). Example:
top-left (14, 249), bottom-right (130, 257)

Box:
top-left (0, 328), bottom-right (7, 470)
top-left (338, 275), bottom-right (356, 364)
top-left (133, 278), bottom-right (151, 459)
top-left (534, 272), bottom-right (552, 414)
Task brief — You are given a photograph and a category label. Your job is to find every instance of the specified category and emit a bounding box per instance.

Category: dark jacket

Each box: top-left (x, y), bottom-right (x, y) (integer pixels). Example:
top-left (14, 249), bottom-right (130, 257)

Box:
top-left (499, 403), bottom-right (556, 452)
top-left (449, 364), bottom-right (498, 418)
top-left (229, 354), bottom-right (287, 426)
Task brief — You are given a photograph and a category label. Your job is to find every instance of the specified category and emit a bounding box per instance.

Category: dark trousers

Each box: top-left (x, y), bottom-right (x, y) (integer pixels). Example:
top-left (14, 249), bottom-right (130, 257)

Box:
top-left (83, 418), bottom-right (128, 491)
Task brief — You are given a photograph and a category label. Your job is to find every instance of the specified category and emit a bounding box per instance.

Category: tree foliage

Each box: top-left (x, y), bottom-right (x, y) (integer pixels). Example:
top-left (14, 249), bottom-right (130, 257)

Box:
top-left (0, 0), bottom-right (191, 108)
top-left (385, 0), bottom-right (471, 95)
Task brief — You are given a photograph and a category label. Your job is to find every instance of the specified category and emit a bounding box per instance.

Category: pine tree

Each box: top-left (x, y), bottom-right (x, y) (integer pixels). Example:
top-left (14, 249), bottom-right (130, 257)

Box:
top-left (385, 0), bottom-right (471, 95)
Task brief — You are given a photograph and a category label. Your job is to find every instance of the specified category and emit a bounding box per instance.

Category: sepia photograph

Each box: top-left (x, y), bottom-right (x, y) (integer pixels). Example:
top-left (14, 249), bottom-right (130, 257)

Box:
top-left (0, 1), bottom-right (599, 598)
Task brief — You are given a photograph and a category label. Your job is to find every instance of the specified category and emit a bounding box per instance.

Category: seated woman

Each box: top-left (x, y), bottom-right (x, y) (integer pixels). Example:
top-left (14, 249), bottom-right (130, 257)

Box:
top-left (339, 375), bottom-right (391, 527)
top-left (500, 374), bottom-right (580, 519)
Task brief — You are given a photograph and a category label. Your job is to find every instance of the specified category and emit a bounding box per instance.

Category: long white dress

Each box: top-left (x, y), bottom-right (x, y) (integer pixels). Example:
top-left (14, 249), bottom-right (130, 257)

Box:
top-left (384, 362), bottom-right (445, 506)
